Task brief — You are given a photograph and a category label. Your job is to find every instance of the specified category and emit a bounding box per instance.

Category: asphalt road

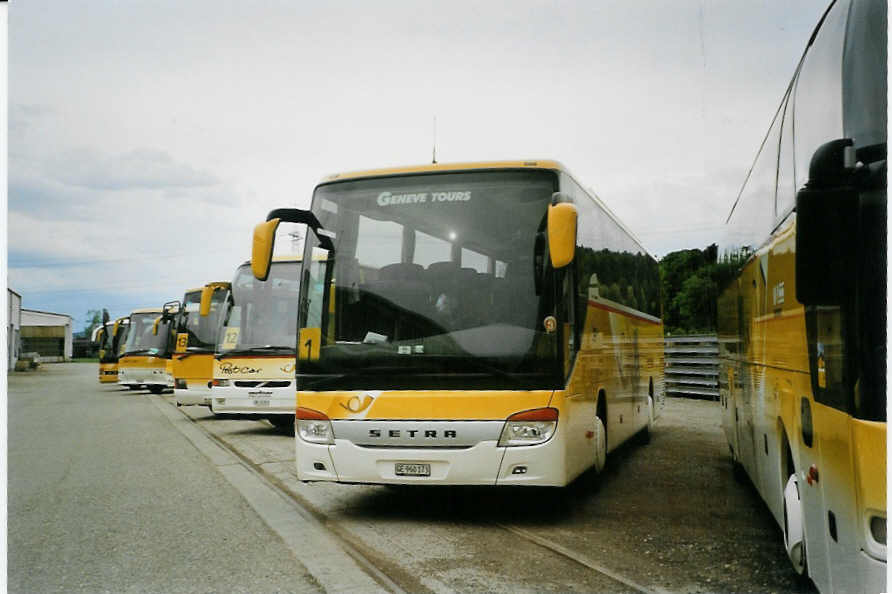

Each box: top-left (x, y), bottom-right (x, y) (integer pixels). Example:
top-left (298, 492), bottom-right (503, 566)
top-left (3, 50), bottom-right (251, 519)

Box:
top-left (8, 363), bottom-right (323, 594)
top-left (8, 363), bottom-right (816, 593)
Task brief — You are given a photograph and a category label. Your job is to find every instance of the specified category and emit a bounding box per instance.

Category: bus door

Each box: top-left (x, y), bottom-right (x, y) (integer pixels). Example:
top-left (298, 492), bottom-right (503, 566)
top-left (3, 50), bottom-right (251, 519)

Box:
top-left (800, 304), bottom-right (858, 591)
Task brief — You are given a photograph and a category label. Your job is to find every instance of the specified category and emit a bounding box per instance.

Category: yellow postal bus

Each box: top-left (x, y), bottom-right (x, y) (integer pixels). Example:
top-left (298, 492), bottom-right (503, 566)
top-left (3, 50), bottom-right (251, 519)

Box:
top-left (172, 282), bottom-right (230, 407)
top-left (118, 304), bottom-right (178, 393)
top-left (93, 319), bottom-right (118, 383)
top-left (252, 159), bottom-right (663, 486)
top-left (209, 258), bottom-right (301, 429)
top-left (718, 0), bottom-right (885, 591)
top-left (95, 316), bottom-right (130, 383)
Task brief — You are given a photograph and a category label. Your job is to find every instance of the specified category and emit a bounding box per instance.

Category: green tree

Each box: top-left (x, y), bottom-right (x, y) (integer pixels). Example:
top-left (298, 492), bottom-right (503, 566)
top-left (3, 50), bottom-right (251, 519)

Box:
top-left (82, 309), bottom-right (104, 339)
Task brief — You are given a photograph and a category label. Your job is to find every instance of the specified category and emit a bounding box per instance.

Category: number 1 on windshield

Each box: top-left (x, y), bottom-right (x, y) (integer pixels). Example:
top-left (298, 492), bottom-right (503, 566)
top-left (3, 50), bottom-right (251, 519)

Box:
top-left (299, 327), bottom-right (321, 361)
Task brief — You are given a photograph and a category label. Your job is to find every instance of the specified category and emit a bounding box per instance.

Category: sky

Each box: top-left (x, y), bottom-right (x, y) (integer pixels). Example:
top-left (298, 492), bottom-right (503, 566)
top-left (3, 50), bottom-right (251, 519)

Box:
top-left (6, 0), bottom-right (829, 333)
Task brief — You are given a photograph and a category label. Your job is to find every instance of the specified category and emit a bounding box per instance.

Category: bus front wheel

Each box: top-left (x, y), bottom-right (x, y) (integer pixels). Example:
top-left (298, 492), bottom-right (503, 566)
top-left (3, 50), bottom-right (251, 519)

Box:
top-left (783, 473), bottom-right (807, 576)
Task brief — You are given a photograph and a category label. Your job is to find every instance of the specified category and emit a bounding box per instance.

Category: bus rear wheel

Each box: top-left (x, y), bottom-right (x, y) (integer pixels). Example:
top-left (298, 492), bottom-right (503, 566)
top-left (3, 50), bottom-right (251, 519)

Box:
top-left (592, 415), bottom-right (607, 473)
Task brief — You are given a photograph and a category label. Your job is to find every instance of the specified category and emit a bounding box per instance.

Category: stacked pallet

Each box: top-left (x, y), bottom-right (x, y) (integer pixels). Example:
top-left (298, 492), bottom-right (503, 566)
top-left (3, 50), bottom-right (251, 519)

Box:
top-left (664, 335), bottom-right (719, 400)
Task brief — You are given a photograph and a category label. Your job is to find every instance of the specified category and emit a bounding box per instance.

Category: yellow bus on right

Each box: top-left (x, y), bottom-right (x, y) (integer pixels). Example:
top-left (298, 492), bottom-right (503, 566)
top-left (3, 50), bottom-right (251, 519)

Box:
top-left (718, 0), bottom-right (885, 591)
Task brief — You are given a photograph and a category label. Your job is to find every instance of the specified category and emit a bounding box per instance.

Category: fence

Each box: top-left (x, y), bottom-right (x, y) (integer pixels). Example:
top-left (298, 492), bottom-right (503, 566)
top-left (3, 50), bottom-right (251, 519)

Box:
top-left (664, 334), bottom-right (719, 399)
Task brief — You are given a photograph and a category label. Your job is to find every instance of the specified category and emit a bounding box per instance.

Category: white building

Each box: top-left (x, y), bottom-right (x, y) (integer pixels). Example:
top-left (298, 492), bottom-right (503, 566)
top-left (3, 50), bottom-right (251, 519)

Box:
top-left (7, 289), bottom-right (22, 370)
top-left (21, 309), bottom-right (73, 362)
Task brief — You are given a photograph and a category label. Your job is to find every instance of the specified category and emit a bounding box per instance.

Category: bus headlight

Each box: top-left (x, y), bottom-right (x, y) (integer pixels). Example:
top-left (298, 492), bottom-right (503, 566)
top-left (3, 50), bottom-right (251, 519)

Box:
top-left (296, 407), bottom-right (334, 445)
top-left (498, 407), bottom-right (558, 447)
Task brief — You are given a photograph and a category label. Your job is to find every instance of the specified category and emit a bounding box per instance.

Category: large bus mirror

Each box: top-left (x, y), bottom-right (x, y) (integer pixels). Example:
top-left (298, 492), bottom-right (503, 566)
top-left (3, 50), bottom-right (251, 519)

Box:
top-left (152, 316), bottom-right (162, 336)
top-left (252, 218), bottom-right (281, 281)
top-left (162, 300), bottom-right (180, 316)
top-left (253, 208), bottom-right (335, 281)
top-left (795, 139), bottom-right (858, 305)
top-left (95, 328), bottom-right (105, 344)
top-left (199, 282), bottom-right (230, 316)
top-left (548, 198), bottom-right (578, 269)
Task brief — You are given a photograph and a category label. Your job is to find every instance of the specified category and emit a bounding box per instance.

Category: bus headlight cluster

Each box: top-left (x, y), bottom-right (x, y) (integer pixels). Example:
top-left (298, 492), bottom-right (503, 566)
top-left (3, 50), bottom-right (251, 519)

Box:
top-left (296, 407), bottom-right (334, 445)
top-left (498, 407), bottom-right (558, 447)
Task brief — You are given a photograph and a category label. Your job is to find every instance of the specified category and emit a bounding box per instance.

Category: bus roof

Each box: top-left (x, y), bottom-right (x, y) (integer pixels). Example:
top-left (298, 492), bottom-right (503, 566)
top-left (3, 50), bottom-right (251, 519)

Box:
top-left (318, 159), bottom-right (652, 259)
top-left (319, 160), bottom-right (565, 183)
top-left (130, 307), bottom-right (163, 315)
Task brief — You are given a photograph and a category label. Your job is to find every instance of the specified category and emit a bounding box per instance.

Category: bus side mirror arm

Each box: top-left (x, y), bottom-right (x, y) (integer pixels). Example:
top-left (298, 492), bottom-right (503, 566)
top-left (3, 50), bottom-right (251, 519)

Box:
top-left (252, 208), bottom-right (335, 281)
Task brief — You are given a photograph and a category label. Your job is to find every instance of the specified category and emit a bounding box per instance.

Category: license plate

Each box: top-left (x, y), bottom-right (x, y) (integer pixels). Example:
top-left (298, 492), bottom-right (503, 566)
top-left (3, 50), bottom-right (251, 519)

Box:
top-left (253, 399), bottom-right (270, 407)
top-left (395, 463), bottom-right (430, 477)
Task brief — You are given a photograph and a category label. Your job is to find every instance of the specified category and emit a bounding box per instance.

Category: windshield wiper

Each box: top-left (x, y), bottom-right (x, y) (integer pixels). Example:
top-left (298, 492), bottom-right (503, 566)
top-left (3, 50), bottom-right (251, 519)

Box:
top-left (173, 346), bottom-right (215, 358)
top-left (217, 345), bottom-right (295, 358)
top-left (121, 348), bottom-right (158, 357)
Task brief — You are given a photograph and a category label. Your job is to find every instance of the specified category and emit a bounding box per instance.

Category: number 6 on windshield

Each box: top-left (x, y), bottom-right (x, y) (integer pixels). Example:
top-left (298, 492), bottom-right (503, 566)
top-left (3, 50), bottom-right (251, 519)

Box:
top-left (299, 327), bottom-right (321, 361)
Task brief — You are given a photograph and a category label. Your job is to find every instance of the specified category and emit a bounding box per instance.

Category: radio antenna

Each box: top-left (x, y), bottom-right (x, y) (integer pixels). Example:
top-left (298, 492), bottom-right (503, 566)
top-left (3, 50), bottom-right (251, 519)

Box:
top-left (432, 116), bottom-right (437, 164)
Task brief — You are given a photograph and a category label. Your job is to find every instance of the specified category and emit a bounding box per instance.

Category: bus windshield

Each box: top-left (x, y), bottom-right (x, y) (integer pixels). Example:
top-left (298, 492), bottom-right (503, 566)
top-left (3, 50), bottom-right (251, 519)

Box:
top-left (123, 312), bottom-right (173, 356)
top-left (300, 169), bottom-right (562, 390)
top-left (218, 261), bottom-right (300, 356)
top-left (178, 288), bottom-right (228, 351)
top-left (98, 322), bottom-right (116, 362)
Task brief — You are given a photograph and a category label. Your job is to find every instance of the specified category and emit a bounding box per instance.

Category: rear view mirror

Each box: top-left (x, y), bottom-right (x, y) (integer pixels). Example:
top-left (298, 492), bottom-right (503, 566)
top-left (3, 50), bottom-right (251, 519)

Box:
top-left (795, 139), bottom-right (858, 305)
top-left (199, 282), bottom-right (230, 316)
top-left (547, 197), bottom-right (578, 269)
top-left (152, 316), bottom-right (161, 336)
top-left (252, 218), bottom-right (281, 281)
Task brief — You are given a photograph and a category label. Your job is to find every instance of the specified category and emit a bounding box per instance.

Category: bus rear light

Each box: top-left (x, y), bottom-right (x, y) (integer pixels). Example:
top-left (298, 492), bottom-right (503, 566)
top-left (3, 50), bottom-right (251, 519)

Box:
top-left (212, 379), bottom-right (230, 387)
top-left (498, 407), bottom-right (558, 447)
top-left (297, 407), bottom-right (334, 445)
top-left (870, 515), bottom-right (886, 546)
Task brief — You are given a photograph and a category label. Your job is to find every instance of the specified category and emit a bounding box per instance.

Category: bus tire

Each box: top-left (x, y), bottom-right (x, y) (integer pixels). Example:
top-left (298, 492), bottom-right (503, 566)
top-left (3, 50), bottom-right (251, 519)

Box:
top-left (268, 415), bottom-right (295, 434)
top-left (592, 415), bottom-right (607, 473)
top-left (783, 473), bottom-right (808, 577)
top-left (636, 396), bottom-right (655, 445)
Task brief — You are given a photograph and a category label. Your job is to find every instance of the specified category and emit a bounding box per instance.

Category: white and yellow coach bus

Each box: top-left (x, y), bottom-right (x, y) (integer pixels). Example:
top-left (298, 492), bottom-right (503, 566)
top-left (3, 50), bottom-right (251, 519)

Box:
top-left (95, 316), bottom-right (129, 383)
top-left (118, 304), bottom-right (178, 393)
top-left (717, 0), bottom-right (885, 591)
top-left (93, 318), bottom-right (119, 383)
top-left (172, 282), bottom-right (230, 407)
top-left (251, 159), bottom-right (663, 486)
top-left (209, 258), bottom-right (301, 429)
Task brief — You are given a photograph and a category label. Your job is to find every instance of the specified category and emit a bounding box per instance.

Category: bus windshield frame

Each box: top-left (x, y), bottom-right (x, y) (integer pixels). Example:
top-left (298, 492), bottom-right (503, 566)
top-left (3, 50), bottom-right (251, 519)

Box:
top-left (217, 261), bottom-right (300, 358)
top-left (177, 288), bottom-right (229, 352)
top-left (297, 169), bottom-right (565, 391)
top-left (122, 312), bottom-right (174, 357)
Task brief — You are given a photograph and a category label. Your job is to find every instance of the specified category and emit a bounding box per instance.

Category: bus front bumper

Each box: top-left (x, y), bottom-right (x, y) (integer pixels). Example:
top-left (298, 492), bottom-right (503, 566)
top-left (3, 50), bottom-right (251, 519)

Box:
top-left (297, 430), bottom-right (569, 486)
top-left (118, 367), bottom-right (174, 389)
top-left (174, 379), bottom-right (213, 406)
top-left (210, 384), bottom-right (295, 416)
